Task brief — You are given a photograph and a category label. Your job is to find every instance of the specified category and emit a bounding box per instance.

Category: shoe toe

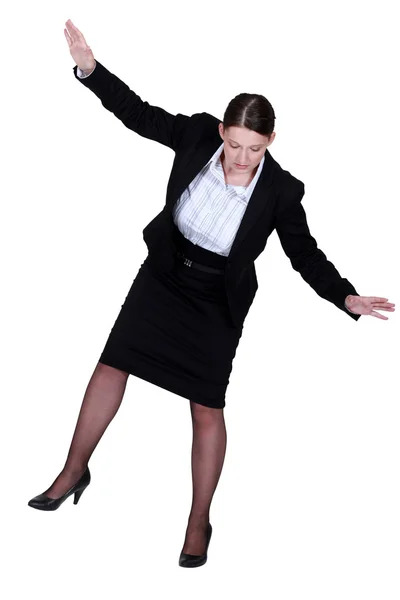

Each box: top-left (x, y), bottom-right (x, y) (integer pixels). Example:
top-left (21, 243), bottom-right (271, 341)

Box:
top-left (28, 493), bottom-right (46, 505)
top-left (179, 552), bottom-right (207, 568)
top-left (28, 493), bottom-right (57, 510)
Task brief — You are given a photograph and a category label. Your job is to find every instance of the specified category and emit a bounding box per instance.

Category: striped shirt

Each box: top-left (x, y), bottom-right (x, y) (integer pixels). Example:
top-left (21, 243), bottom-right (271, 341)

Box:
top-left (172, 142), bottom-right (265, 256)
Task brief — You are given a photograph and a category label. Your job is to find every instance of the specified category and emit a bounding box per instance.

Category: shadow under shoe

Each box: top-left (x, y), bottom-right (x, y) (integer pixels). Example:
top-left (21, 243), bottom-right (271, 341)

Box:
top-left (28, 466), bottom-right (91, 511)
top-left (179, 522), bottom-right (212, 568)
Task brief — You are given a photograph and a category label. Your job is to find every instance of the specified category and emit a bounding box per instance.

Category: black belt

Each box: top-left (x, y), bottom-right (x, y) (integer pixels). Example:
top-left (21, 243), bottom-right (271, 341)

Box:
top-left (176, 251), bottom-right (225, 274)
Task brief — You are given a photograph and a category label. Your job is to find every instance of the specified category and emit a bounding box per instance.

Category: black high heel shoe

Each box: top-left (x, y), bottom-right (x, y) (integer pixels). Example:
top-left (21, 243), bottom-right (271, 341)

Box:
top-left (179, 522), bottom-right (212, 568)
top-left (27, 466), bottom-right (91, 511)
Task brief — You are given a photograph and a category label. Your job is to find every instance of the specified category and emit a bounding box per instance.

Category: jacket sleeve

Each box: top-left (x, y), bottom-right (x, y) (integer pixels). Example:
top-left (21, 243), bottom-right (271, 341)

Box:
top-left (275, 183), bottom-right (361, 321)
top-left (72, 59), bottom-right (190, 152)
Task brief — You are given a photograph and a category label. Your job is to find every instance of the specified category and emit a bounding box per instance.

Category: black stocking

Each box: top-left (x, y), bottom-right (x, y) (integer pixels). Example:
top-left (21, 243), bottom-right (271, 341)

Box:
top-left (181, 401), bottom-right (227, 554)
top-left (43, 362), bottom-right (129, 499)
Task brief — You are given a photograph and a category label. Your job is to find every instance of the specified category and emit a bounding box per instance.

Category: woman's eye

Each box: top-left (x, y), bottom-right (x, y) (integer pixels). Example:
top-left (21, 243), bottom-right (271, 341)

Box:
top-left (230, 144), bottom-right (259, 152)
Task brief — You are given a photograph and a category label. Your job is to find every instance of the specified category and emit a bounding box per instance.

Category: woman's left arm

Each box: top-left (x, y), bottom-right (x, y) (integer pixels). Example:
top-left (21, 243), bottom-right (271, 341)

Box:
top-left (274, 185), bottom-right (395, 321)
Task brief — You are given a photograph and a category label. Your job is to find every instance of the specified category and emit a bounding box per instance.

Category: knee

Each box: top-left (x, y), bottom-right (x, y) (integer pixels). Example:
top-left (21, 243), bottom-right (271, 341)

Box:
top-left (190, 400), bottom-right (223, 425)
top-left (96, 361), bottom-right (130, 380)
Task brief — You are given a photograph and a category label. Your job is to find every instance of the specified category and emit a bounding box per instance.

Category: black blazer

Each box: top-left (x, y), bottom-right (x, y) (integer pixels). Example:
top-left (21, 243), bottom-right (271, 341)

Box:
top-left (73, 60), bottom-right (361, 328)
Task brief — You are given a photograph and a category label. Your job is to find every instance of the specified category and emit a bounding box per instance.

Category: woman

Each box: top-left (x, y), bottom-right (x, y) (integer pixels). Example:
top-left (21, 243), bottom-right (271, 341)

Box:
top-left (28, 19), bottom-right (395, 568)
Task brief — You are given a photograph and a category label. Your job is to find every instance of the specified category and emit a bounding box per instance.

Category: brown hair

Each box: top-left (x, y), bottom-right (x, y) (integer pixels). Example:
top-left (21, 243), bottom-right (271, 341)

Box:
top-left (222, 93), bottom-right (276, 140)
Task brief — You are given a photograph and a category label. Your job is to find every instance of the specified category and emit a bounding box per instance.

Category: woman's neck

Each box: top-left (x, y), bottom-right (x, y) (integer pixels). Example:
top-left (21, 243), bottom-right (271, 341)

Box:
top-left (220, 151), bottom-right (257, 186)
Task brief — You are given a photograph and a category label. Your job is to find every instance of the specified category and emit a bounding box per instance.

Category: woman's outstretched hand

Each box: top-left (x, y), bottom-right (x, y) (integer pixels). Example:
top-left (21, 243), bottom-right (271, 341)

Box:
top-left (345, 295), bottom-right (395, 319)
top-left (64, 19), bottom-right (95, 73)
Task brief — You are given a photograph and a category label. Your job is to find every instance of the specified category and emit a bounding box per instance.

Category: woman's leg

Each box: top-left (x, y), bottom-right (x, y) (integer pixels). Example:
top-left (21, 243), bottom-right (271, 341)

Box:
top-left (43, 362), bottom-right (129, 499)
top-left (181, 400), bottom-right (227, 555)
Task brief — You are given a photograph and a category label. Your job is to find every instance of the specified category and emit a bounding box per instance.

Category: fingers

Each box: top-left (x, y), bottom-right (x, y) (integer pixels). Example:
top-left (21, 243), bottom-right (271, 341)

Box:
top-left (65, 19), bottom-right (76, 42)
top-left (368, 297), bottom-right (395, 308)
top-left (65, 19), bottom-right (87, 45)
top-left (372, 304), bottom-right (395, 310)
top-left (64, 28), bottom-right (72, 47)
top-left (370, 311), bottom-right (389, 320)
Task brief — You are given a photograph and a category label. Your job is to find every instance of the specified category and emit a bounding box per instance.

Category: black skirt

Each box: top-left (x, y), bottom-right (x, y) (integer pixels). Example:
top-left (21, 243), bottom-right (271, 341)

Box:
top-left (98, 222), bottom-right (244, 409)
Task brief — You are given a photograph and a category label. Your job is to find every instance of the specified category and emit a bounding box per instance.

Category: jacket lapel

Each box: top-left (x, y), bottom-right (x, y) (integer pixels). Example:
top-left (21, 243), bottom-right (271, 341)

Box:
top-left (228, 153), bottom-right (276, 259)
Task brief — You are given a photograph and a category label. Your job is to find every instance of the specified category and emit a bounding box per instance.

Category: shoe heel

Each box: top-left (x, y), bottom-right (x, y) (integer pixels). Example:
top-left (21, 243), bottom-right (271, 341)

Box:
top-left (73, 487), bottom-right (86, 505)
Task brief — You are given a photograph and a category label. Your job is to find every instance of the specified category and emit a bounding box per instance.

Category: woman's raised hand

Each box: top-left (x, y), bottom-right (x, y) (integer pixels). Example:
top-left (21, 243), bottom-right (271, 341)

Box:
top-left (64, 19), bottom-right (95, 72)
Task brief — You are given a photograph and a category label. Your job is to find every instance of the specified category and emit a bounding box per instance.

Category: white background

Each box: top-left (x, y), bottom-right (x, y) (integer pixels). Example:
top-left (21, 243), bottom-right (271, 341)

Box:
top-left (2, 0), bottom-right (399, 598)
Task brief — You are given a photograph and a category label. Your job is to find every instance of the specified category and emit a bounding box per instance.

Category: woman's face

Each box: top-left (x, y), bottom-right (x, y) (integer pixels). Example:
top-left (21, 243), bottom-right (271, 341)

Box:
top-left (218, 124), bottom-right (275, 174)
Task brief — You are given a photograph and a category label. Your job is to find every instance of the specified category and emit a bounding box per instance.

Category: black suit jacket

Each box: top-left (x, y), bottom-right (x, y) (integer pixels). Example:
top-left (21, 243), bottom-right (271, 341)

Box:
top-left (73, 60), bottom-right (361, 328)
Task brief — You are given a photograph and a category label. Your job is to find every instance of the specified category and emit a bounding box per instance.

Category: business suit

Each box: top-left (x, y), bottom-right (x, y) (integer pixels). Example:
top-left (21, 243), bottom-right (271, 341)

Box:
top-left (73, 60), bottom-right (360, 331)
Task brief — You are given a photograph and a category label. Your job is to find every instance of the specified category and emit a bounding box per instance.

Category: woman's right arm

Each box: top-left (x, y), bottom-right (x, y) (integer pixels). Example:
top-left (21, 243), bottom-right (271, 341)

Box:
top-left (64, 19), bottom-right (190, 151)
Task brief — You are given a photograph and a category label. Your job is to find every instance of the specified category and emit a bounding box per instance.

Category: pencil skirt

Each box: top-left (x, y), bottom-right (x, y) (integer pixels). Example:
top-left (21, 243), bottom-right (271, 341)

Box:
top-left (98, 223), bottom-right (244, 409)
